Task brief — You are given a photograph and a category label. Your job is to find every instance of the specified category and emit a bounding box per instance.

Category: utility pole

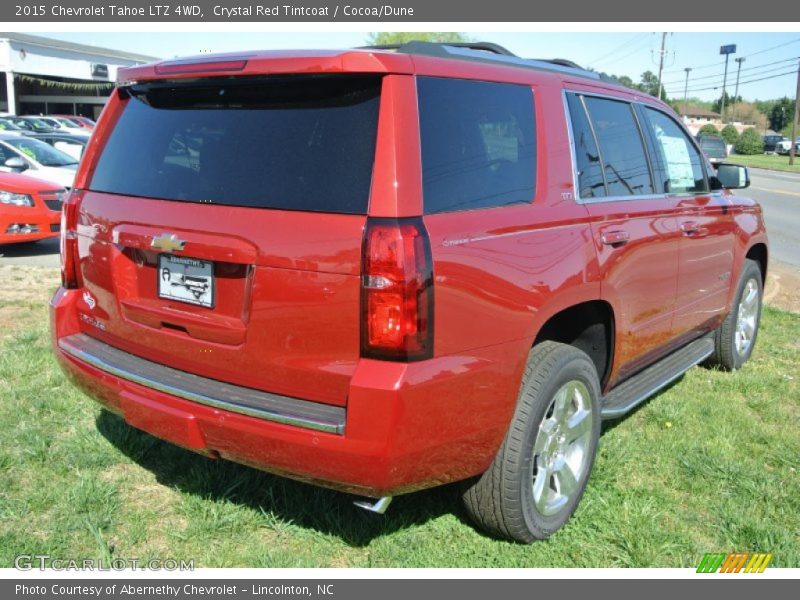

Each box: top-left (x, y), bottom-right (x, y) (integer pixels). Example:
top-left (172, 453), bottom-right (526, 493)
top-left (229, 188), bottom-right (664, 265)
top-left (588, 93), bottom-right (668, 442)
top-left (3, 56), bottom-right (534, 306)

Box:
top-left (719, 44), bottom-right (737, 122)
top-left (656, 32), bottom-right (668, 100)
top-left (682, 67), bottom-right (692, 115)
top-left (790, 58), bottom-right (800, 166)
top-left (733, 57), bottom-right (746, 123)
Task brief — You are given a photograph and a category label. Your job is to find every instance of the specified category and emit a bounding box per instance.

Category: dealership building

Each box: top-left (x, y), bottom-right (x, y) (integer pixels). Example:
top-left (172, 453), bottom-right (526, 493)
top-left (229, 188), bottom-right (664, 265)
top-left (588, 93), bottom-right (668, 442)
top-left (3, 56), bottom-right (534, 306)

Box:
top-left (0, 32), bottom-right (158, 118)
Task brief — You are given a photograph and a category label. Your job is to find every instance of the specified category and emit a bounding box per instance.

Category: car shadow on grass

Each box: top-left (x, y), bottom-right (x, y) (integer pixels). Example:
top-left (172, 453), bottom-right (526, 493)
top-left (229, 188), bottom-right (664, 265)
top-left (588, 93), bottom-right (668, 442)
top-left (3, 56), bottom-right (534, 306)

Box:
top-left (95, 409), bottom-right (464, 546)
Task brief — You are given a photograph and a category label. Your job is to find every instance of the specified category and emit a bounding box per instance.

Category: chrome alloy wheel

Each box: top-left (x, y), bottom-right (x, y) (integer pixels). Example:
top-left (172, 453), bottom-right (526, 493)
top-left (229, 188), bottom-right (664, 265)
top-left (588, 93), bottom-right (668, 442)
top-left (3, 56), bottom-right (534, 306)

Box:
top-left (735, 278), bottom-right (760, 357)
top-left (531, 380), bottom-right (594, 516)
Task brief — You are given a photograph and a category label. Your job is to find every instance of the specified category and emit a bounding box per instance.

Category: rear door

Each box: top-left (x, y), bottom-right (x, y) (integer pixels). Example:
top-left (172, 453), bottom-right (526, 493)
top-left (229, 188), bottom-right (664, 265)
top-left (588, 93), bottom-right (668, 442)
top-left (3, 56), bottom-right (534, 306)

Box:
top-left (640, 106), bottom-right (737, 338)
top-left (74, 74), bottom-right (385, 407)
top-left (566, 92), bottom-right (681, 382)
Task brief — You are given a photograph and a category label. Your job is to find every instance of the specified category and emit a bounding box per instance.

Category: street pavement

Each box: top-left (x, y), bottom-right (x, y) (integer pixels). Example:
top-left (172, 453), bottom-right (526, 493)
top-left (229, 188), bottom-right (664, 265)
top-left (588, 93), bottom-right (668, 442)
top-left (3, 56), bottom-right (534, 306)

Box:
top-left (0, 167), bottom-right (798, 269)
top-left (744, 168), bottom-right (800, 269)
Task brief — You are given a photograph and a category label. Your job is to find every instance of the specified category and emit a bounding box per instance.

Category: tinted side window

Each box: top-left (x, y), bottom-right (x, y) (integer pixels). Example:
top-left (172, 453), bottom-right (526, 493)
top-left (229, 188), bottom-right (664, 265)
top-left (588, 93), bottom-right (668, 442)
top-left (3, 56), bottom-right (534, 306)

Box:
top-left (645, 108), bottom-right (708, 194)
top-left (418, 77), bottom-right (536, 213)
top-left (583, 96), bottom-right (654, 197)
top-left (566, 94), bottom-right (606, 199)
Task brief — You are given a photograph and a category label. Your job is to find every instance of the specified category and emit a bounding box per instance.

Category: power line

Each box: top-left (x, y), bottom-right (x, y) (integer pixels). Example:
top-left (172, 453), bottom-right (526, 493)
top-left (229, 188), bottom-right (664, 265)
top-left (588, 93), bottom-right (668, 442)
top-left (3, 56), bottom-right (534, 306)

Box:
top-left (682, 64), bottom-right (797, 92)
top-left (661, 56), bottom-right (798, 86)
top-left (681, 69), bottom-right (797, 93)
top-left (662, 37), bottom-right (800, 74)
top-left (599, 36), bottom-right (656, 68)
top-left (586, 32), bottom-right (650, 67)
top-left (680, 62), bottom-right (800, 91)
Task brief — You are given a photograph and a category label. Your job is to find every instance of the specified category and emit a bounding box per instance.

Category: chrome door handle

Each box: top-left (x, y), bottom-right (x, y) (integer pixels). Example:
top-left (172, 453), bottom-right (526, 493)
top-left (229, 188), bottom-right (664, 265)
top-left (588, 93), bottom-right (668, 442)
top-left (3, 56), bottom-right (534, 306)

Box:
top-left (601, 231), bottom-right (630, 246)
top-left (681, 221), bottom-right (700, 234)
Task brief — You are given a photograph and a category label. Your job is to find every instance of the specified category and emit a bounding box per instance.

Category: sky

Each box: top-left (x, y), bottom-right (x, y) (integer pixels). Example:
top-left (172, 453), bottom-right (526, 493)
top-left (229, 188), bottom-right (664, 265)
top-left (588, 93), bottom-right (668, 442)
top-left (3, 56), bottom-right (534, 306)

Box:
top-left (39, 31), bottom-right (800, 103)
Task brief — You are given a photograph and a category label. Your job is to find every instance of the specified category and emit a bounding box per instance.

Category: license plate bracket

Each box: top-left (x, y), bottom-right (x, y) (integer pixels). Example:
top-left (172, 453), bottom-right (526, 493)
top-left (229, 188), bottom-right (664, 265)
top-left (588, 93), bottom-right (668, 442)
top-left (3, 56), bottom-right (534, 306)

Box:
top-left (157, 254), bottom-right (215, 308)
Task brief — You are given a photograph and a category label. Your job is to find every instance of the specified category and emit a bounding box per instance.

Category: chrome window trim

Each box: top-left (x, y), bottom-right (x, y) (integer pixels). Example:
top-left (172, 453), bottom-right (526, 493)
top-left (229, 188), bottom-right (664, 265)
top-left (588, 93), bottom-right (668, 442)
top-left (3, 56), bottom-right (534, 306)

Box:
top-left (561, 89), bottom-right (582, 201)
top-left (562, 88), bottom-right (716, 205)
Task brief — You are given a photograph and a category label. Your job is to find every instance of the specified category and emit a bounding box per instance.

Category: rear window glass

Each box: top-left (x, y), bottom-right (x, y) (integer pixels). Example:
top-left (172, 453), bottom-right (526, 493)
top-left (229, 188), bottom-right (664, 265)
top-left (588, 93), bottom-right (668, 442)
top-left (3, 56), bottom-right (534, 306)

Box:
top-left (417, 77), bottom-right (536, 213)
top-left (89, 76), bottom-right (382, 214)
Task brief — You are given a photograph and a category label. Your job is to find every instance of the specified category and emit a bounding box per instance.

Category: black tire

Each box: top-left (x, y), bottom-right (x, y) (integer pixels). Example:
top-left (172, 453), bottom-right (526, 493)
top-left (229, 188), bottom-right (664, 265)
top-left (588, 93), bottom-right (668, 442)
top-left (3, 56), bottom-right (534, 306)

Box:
top-left (462, 341), bottom-right (601, 543)
top-left (707, 259), bottom-right (763, 371)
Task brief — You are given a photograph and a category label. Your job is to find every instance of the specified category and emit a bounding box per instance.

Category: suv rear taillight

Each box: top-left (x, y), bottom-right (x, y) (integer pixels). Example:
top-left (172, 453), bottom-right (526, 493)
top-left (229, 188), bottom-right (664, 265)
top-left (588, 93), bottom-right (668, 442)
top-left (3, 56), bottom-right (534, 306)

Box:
top-left (361, 218), bottom-right (434, 361)
top-left (60, 189), bottom-right (82, 289)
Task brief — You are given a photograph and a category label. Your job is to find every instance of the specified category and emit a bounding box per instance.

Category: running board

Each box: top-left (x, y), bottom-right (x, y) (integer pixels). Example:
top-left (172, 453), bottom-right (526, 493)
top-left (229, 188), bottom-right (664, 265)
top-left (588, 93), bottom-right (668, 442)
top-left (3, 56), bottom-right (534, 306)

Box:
top-left (600, 337), bottom-right (714, 420)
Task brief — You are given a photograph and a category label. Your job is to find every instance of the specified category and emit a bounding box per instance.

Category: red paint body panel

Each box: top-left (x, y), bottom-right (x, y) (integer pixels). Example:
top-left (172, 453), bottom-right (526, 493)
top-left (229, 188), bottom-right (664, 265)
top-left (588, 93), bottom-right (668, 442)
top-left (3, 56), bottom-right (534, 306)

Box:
top-left (50, 49), bottom-right (768, 497)
top-left (0, 172), bottom-right (63, 244)
top-left (52, 287), bottom-right (526, 495)
top-left (74, 191), bottom-right (365, 406)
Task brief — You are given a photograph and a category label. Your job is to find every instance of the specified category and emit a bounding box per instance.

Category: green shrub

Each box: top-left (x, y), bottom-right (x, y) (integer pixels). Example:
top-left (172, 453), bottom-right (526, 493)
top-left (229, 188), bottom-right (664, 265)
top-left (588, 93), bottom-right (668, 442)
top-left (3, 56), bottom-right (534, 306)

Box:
top-left (735, 127), bottom-right (765, 155)
top-left (698, 123), bottom-right (720, 136)
top-left (721, 124), bottom-right (740, 146)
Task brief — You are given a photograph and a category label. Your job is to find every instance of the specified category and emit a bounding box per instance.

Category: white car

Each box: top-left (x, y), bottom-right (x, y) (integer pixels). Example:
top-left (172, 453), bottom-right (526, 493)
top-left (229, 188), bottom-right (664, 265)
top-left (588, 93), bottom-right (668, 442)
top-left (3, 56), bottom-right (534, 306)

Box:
top-left (0, 133), bottom-right (77, 188)
top-left (43, 116), bottom-right (93, 136)
top-left (776, 138), bottom-right (800, 155)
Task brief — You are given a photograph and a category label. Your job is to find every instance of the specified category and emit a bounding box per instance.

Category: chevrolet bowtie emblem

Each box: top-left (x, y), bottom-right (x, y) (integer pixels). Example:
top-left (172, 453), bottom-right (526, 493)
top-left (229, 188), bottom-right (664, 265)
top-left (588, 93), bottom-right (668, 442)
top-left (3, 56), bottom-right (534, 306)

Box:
top-left (151, 233), bottom-right (186, 252)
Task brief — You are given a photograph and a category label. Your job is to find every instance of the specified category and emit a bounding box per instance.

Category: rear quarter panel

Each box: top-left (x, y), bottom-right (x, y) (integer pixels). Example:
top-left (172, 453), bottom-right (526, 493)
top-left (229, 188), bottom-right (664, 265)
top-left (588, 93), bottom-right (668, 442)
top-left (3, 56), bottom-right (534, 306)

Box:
top-left (422, 78), bottom-right (600, 370)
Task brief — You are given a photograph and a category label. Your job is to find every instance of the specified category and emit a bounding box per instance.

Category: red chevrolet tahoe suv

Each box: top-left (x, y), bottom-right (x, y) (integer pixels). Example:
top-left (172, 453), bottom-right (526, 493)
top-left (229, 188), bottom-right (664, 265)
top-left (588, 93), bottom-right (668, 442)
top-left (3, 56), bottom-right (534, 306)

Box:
top-left (50, 42), bottom-right (768, 543)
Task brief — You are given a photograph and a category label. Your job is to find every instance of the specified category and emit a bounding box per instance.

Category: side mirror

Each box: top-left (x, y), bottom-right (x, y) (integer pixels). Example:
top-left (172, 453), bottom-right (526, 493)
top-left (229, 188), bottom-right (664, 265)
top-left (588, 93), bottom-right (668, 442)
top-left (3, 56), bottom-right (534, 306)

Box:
top-left (710, 163), bottom-right (749, 190)
top-left (4, 156), bottom-right (29, 172)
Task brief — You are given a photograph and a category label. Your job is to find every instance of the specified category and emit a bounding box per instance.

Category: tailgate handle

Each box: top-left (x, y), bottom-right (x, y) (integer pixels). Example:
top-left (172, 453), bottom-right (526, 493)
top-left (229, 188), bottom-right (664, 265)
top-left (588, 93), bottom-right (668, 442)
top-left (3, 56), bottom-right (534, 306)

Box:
top-left (601, 231), bottom-right (630, 246)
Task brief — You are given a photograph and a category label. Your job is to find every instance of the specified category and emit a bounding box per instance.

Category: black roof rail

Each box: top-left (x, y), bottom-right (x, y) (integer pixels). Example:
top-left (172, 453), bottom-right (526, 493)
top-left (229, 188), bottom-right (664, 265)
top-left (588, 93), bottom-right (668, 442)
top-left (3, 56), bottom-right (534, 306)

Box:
top-left (364, 41), bottom-right (517, 56)
top-left (360, 40), bottom-right (601, 81)
top-left (535, 58), bottom-right (583, 69)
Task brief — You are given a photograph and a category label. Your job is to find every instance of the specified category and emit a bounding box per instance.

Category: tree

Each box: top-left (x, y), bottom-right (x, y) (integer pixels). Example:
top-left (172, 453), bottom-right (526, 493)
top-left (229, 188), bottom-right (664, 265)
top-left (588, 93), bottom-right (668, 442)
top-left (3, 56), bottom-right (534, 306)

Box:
top-left (768, 97), bottom-right (795, 132)
top-left (729, 102), bottom-right (768, 131)
top-left (735, 127), bottom-right (764, 155)
top-left (720, 124), bottom-right (740, 146)
top-left (711, 92), bottom-right (742, 115)
top-left (698, 123), bottom-right (720, 136)
top-left (613, 75), bottom-right (635, 89)
top-left (365, 32), bottom-right (472, 46)
top-left (638, 70), bottom-right (667, 101)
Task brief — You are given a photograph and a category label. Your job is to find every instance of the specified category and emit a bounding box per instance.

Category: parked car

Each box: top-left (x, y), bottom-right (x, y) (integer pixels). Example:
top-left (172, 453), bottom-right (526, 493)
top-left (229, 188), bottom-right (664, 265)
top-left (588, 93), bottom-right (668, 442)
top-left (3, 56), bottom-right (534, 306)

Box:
top-left (0, 118), bottom-right (27, 135)
top-left (696, 134), bottom-right (728, 164)
top-left (0, 133), bottom-right (78, 188)
top-left (762, 134), bottom-right (786, 153)
top-left (51, 42), bottom-right (768, 543)
top-left (776, 137), bottom-right (800, 155)
top-left (30, 116), bottom-right (88, 135)
top-left (0, 171), bottom-right (65, 244)
top-left (52, 115), bottom-right (95, 130)
top-left (8, 116), bottom-right (57, 133)
top-left (27, 132), bottom-right (90, 161)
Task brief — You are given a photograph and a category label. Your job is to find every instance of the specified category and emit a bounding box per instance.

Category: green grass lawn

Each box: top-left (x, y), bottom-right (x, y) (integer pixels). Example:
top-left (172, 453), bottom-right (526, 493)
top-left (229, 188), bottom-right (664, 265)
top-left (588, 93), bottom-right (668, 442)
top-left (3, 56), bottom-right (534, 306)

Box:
top-left (727, 153), bottom-right (800, 173)
top-left (1, 297), bottom-right (798, 568)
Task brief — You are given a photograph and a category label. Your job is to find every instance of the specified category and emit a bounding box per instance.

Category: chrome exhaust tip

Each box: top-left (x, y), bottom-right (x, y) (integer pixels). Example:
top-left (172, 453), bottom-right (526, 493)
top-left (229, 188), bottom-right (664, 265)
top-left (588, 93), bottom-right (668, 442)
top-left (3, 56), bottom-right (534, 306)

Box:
top-left (353, 496), bottom-right (393, 514)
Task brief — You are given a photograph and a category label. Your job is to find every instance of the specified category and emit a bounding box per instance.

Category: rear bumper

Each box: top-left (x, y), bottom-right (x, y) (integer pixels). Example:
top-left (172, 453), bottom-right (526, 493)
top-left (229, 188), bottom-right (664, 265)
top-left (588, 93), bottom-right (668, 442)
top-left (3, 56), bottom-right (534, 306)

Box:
top-left (51, 287), bottom-right (526, 497)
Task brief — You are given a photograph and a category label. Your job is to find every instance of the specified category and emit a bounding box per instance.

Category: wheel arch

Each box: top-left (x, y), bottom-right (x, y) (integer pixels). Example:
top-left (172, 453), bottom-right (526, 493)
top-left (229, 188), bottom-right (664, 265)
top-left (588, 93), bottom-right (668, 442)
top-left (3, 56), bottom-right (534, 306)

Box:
top-left (531, 299), bottom-right (615, 389)
top-left (745, 242), bottom-right (768, 285)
